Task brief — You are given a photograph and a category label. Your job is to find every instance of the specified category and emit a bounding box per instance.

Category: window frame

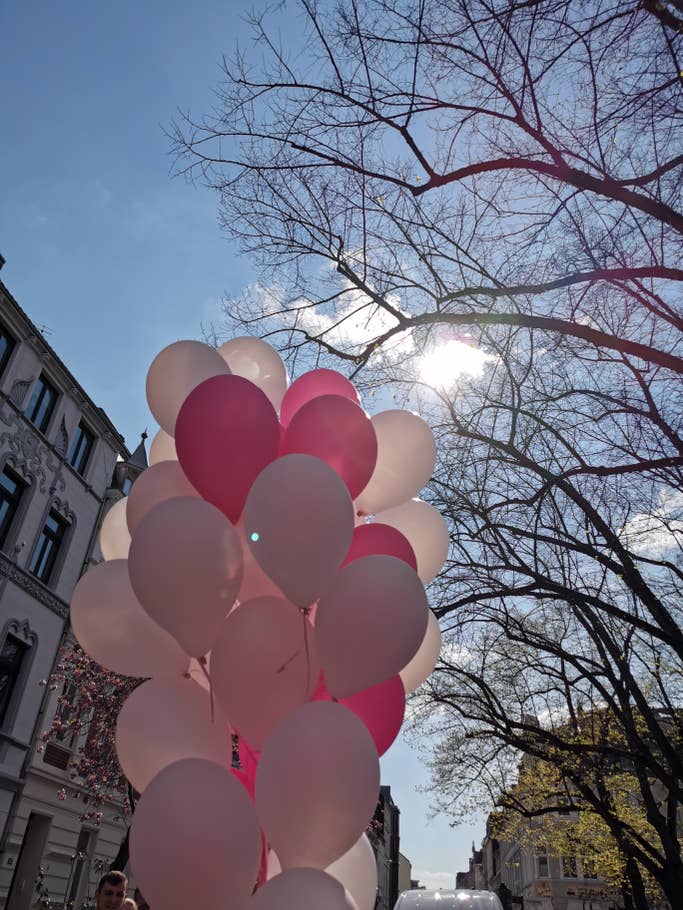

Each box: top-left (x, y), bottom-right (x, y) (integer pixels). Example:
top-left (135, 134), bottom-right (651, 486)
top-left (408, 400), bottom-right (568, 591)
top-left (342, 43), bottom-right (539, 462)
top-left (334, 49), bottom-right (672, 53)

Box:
top-left (0, 466), bottom-right (26, 550)
top-left (536, 850), bottom-right (549, 879)
top-left (0, 322), bottom-right (16, 378)
top-left (0, 633), bottom-right (29, 728)
top-left (67, 421), bottom-right (96, 476)
top-left (561, 855), bottom-right (579, 878)
top-left (25, 373), bottom-right (59, 435)
top-left (28, 508), bottom-right (69, 585)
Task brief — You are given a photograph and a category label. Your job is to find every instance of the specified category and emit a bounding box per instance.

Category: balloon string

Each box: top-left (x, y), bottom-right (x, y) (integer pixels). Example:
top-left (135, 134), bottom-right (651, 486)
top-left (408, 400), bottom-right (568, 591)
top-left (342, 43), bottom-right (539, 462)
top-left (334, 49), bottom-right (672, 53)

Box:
top-left (199, 656), bottom-right (215, 722)
top-left (301, 607), bottom-right (312, 698)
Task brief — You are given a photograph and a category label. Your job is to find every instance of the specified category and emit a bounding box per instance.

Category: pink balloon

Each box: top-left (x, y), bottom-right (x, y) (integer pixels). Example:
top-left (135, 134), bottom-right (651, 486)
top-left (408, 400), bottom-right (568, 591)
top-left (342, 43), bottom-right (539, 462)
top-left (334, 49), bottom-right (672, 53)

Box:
top-left (128, 497), bottom-right (243, 657)
top-left (342, 522), bottom-right (417, 571)
top-left (243, 455), bottom-right (354, 607)
top-left (255, 702), bottom-right (380, 869)
top-left (131, 758), bottom-right (261, 910)
top-left (211, 597), bottom-right (320, 749)
top-left (281, 396), bottom-right (377, 499)
top-left (315, 555), bottom-right (429, 697)
top-left (249, 868), bottom-right (358, 910)
top-left (175, 374), bottom-right (280, 522)
top-left (315, 675), bottom-right (405, 757)
top-left (126, 461), bottom-right (200, 535)
top-left (70, 560), bottom-right (189, 679)
top-left (116, 678), bottom-right (231, 793)
top-left (280, 369), bottom-right (360, 428)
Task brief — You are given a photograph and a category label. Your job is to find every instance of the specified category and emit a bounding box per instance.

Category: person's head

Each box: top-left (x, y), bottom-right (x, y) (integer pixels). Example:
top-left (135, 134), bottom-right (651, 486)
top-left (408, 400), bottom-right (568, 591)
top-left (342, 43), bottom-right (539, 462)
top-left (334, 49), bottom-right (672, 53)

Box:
top-left (96, 871), bottom-right (127, 910)
top-left (133, 888), bottom-right (149, 910)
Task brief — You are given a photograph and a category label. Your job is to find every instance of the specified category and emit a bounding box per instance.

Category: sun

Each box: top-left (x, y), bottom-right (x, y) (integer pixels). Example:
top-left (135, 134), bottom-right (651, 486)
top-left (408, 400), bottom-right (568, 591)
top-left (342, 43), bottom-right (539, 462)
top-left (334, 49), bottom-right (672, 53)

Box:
top-left (418, 339), bottom-right (494, 389)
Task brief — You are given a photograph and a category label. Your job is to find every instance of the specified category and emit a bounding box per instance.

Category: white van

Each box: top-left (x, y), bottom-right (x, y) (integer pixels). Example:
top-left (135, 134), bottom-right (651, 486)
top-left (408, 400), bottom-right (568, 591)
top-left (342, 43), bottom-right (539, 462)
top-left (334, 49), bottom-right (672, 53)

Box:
top-left (394, 890), bottom-right (504, 910)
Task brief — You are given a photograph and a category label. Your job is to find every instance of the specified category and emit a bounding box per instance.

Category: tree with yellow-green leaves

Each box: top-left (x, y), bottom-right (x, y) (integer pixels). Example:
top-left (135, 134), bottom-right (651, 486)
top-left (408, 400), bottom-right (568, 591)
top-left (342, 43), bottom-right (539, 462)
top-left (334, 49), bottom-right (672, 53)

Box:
top-left (492, 741), bottom-right (670, 907)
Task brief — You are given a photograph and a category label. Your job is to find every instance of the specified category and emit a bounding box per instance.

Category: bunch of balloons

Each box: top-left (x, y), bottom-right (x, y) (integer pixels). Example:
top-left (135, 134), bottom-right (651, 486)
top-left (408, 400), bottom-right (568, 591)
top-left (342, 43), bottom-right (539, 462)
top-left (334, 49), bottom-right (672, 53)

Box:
top-left (71, 337), bottom-right (447, 910)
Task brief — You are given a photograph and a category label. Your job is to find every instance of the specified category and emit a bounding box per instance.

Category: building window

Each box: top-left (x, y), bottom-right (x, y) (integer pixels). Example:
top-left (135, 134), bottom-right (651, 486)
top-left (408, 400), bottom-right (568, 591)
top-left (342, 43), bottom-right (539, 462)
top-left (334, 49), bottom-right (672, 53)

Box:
top-left (25, 374), bottom-right (58, 434)
top-left (0, 467), bottom-right (25, 548)
top-left (536, 850), bottom-right (549, 878)
top-left (68, 422), bottom-right (95, 475)
top-left (28, 509), bottom-right (68, 583)
top-left (561, 855), bottom-right (578, 878)
top-left (581, 856), bottom-right (600, 879)
top-left (0, 324), bottom-right (15, 377)
top-left (0, 634), bottom-right (28, 727)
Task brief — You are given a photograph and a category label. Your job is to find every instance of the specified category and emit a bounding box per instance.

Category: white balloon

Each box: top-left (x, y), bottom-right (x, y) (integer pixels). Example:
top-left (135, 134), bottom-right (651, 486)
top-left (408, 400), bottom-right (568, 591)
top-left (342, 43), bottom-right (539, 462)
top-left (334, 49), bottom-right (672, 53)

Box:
top-left (99, 497), bottom-right (130, 560)
top-left (146, 340), bottom-right (231, 436)
top-left (355, 410), bottom-right (436, 515)
top-left (149, 428), bottom-right (178, 464)
top-left (218, 336), bottom-right (288, 411)
top-left (374, 499), bottom-right (449, 582)
top-left (326, 835), bottom-right (377, 910)
top-left (400, 611), bottom-right (442, 693)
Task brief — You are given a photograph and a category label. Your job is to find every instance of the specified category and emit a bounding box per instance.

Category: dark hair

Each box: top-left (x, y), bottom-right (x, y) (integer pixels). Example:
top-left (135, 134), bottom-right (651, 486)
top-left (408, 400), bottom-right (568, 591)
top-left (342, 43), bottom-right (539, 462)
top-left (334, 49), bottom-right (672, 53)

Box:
top-left (97, 871), bottom-right (128, 892)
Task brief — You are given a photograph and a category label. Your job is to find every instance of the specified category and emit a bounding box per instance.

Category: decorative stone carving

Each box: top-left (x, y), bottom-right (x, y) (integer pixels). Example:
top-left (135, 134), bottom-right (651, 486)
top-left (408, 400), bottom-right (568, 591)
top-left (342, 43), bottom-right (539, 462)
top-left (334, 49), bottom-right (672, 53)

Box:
top-left (56, 417), bottom-right (69, 457)
top-left (8, 377), bottom-right (34, 408)
top-left (0, 403), bottom-right (65, 494)
top-left (4, 618), bottom-right (38, 646)
top-left (0, 552), bottom-right (68, 619)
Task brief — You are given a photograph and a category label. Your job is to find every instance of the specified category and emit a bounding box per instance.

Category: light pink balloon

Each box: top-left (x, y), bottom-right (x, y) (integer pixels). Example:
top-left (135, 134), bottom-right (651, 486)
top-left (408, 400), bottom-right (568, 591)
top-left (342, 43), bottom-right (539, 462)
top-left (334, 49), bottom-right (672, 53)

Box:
top-left (280, 369), bottom-right (360, 428)
top-left (326, 835), bottom-right (377, 910)
top-left (211, 597), bottom-right (320, 749)
top-left (71, 560), bottom-right (189, 678)
top-left (131, 758), bottom-right (260, 910)
top-left (146, 340), bottom-right (231, 436)
top-left (249, 868), bottom-right (358, 910)
top-left (148, 428), bottom-right (177, 464)
top-left (99, 497), bottom-right (130, 560)
top-left (218, 336), bottom-right (288, 411)
top-left (255, 702), bottom-right (380, 869)
top-left (116, 677), bottom-right (231, 793)
top-left (128, 497), bottom-right (243, 657)
top-left (126, 461), bottom-right (200, 535)
top-left (236, 520), bottom-right (284, 603)
top-left (243, 455), bottom-right (354, 607)
top-left (374, 499), bottom-right (449, 582)
top-left (355, 410), bottom-right (436, 515)
top-left (315, 555), bottom-right (429, 697)
top-left (400, 610), bottom-right (442, 693)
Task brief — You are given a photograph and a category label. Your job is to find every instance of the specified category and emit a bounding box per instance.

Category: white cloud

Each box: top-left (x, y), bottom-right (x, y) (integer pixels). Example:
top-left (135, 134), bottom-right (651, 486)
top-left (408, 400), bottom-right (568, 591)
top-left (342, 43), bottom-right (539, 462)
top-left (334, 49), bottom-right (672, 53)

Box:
top-left (411, 870), bottom-right (456, 891)
top-left (620, 490), bottom-right (683, 559)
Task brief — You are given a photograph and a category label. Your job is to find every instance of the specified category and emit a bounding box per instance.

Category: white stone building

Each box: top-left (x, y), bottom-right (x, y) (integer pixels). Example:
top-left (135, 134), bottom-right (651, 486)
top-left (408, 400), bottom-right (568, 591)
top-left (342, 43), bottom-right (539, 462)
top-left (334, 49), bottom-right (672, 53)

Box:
top-left (0, 266), bottom-right (145, 910)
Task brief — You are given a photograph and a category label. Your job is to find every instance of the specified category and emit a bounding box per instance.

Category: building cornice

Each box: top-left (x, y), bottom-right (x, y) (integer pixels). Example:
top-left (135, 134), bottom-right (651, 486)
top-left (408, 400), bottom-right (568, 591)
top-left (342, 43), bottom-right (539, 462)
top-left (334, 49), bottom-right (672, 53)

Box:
top-left (0, 551), bottom-right (68, 619)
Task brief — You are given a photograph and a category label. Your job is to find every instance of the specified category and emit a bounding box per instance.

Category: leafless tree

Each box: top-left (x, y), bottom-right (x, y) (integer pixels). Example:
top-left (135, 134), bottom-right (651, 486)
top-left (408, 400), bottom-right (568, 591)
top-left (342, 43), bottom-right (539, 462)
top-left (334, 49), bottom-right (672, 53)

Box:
top-left (171, 1), bottom-right (682, 903)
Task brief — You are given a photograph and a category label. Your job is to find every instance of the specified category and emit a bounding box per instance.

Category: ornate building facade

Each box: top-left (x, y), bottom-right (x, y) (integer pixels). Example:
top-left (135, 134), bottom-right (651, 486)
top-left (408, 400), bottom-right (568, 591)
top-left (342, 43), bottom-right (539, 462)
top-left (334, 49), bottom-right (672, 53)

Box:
top-left (0, 268), bottom-right (144, 910)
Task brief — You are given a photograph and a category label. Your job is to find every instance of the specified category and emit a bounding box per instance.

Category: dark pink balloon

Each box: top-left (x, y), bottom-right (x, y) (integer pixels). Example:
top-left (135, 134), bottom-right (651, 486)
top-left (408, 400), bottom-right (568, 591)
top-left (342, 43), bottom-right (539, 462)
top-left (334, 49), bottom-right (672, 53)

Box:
top-left (239, 737), bottom-right (261, 786)
top-left (315, 675), bottom-right (405, 757)
top-left (280, 369), bottom-right (360, 428)
top-left (282, 396), bottom-right (377, 499)
top-left (342, 523), bottom-right (418, 571)
top-left (232, 767), bottom-right (256, 799)
top-left (175, 374), bottom-right (280, 522)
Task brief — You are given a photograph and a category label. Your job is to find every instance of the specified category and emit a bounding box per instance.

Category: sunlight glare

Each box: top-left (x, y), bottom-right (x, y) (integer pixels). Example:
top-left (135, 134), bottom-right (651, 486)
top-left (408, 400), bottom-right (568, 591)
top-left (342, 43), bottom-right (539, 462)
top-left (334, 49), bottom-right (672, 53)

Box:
top-left (419, 339), bottom-right (494, 388)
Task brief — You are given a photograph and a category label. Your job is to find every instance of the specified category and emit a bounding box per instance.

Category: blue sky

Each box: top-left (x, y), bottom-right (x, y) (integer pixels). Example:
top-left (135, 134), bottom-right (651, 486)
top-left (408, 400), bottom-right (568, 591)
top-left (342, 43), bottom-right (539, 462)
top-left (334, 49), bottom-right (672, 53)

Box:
top-left (1, 0), bottom-right (484, 886)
